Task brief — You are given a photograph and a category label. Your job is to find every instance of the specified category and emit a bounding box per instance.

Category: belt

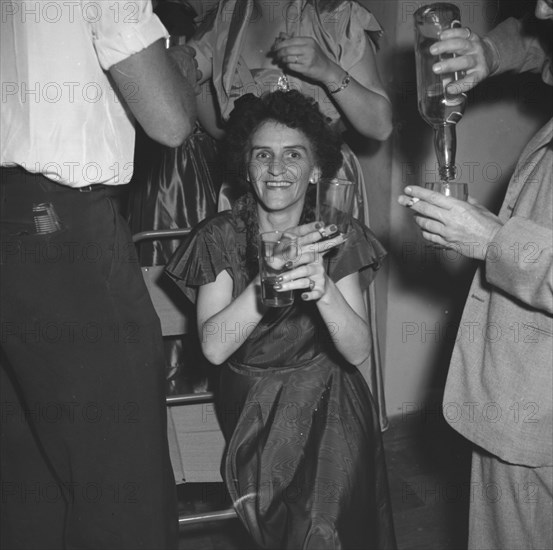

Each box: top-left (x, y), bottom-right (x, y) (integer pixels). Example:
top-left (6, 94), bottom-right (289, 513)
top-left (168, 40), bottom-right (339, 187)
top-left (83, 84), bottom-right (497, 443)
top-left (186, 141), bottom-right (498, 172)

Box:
top-left (77, 184), bottom-right (113, 192)
top-left (1, 166), bottom-right (123, 194)
top-left (40, 181), bottom-right (121, 195)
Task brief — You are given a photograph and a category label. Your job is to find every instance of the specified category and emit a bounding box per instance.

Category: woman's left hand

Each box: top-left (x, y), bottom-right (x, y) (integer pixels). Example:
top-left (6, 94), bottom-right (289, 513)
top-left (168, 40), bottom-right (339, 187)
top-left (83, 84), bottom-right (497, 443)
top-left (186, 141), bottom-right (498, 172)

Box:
top-left (271, 35), bottom-right (334, 84)
top-left (273, 222), bottom-right (345, 301)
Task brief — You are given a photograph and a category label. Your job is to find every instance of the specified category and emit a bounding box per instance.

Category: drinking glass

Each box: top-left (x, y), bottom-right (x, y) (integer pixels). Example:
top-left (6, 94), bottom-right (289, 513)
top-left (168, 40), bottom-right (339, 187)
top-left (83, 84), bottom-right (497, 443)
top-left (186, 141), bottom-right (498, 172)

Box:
top-left (258, 231), bottom-right (298, 307)
top-left (316, 178), bottom-right (355, 237)
top-left (425, 181), bottom-right (468, 200)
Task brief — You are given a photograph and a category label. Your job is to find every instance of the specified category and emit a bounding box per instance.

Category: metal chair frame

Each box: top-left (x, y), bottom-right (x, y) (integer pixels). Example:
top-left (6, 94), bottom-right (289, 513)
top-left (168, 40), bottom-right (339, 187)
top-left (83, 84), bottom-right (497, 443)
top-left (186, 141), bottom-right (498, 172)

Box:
top-left (133, 229), bottom-right (237, 528)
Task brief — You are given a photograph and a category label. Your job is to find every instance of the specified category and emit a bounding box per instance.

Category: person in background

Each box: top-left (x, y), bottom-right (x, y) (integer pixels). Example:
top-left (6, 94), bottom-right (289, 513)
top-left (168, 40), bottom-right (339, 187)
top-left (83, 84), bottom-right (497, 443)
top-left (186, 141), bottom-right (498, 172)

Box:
top-left (0, 1), bottom-right (197, 548)
top-left (166, 90), bottom-right (396, 550)
top-left (398, 1), bottom-right (553, 548)
top-left (171, 0), bottom-right (393, 432)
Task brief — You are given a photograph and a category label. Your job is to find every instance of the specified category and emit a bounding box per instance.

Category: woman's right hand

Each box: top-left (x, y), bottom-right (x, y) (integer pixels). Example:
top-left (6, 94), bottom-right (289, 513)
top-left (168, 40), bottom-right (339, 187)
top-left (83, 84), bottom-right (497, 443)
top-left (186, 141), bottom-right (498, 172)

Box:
top-left (271, 34), bottom-right (335, 85)
top-left (284, 221), bottom-right (341, 245)
top-left (274, 222), bottom-right (346, 301)
top-left (429, 27), bottom-right (493, 95)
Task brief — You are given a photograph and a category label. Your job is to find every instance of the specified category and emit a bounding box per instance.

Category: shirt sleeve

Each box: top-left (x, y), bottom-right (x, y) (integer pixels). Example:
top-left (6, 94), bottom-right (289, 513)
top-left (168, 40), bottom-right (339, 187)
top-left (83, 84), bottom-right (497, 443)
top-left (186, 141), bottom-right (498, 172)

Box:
top-left (89, 0), bottom-right (169, 70)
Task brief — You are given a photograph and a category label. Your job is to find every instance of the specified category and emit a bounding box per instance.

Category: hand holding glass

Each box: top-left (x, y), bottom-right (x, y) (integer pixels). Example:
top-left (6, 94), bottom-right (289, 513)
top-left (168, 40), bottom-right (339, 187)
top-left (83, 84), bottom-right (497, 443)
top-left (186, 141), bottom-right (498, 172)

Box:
top-left (258, 231), bottom-right (298, 307)
top-left (316, 178), bottom-right (355, 237)
top-left (425, 181), bottom-right (468, 200)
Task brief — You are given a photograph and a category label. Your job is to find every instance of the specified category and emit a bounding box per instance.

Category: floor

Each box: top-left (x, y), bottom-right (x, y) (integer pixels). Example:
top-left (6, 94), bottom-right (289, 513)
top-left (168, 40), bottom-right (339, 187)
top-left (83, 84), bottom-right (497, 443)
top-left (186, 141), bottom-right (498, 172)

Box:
top-left (177, 412), bottom-right (472, 550)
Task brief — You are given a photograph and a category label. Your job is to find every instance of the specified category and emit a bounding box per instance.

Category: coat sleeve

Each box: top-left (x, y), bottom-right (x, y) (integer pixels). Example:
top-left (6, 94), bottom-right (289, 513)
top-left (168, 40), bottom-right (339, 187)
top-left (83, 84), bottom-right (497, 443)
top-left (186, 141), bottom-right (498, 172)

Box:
top-left (485, 216), bottom-right (553, 315)
top-left (484, 17), bottom-right (553, 85)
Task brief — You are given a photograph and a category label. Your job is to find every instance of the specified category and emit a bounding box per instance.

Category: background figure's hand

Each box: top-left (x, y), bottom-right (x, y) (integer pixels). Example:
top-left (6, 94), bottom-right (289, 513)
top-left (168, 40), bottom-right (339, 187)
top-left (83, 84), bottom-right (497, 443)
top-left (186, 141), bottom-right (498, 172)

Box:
top-left (430, 27), bottom-right (493, 95)
top-left (168, 44), bottom-right (202, 95)
top-left (271, 36), bottom-right (334, 83)
top-left (274, 222), bottom-right (345, 300)
top-left (397, 186), bottom-right (503, 260)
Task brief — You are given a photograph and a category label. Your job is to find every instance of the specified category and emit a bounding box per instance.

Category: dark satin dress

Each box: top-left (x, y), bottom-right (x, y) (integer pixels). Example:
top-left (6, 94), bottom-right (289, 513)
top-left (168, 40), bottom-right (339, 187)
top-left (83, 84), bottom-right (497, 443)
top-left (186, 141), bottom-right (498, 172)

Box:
top-left (166, 211), bottom-right (397, 550)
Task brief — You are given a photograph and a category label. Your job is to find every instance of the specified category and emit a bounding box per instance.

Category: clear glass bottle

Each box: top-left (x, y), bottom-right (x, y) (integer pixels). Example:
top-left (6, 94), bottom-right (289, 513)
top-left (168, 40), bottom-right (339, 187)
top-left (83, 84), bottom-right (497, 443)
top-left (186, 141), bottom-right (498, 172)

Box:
top-left (414, 3), bottom-right (467, 182)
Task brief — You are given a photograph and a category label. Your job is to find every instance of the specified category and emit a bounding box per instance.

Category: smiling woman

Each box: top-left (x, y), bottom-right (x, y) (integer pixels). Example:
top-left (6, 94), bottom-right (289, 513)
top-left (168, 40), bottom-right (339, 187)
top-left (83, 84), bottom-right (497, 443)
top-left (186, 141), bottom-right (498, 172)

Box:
top-left (247, 122), bottom-right (318, 217)
top-left (165, 91), bottom-right (396, 550)
top-left (225, 91), bottom-right (342, 196)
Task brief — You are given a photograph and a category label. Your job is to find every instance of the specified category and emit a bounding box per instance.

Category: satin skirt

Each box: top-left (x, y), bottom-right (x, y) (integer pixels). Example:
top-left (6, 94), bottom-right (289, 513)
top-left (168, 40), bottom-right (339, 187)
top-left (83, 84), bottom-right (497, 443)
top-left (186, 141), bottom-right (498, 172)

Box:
top-left (217, 355), bottom-right (397, 550)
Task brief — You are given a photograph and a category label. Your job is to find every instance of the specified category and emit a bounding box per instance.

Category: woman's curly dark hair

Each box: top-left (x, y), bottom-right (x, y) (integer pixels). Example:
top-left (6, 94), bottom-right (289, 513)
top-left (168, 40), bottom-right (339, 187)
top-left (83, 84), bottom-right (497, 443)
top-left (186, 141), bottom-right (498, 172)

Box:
top-left (223, 90), bottom-right (343, 191)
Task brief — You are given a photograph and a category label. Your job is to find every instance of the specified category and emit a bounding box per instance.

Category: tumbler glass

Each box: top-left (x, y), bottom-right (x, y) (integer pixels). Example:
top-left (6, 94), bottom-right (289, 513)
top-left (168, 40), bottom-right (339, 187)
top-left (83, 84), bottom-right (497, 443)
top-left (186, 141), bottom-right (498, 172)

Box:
top-left (425, 181), bottom-right (468, 200)
top-left (258, 231), bottom-right (298, 307)
top-left (316, 178), bottom-right (355, 237)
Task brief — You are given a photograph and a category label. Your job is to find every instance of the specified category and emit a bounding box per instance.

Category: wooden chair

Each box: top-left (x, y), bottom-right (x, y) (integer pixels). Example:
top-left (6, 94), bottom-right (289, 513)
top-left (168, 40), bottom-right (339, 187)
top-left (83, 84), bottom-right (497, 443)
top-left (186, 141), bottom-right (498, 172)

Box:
top-left (133, 229), bottom-right (237, 527)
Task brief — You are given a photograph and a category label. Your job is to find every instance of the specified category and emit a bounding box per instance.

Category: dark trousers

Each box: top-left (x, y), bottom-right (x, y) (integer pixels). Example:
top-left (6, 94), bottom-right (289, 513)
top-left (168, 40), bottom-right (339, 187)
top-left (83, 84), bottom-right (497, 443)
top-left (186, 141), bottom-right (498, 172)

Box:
top-left (0, 168), bottom-right (178, 549)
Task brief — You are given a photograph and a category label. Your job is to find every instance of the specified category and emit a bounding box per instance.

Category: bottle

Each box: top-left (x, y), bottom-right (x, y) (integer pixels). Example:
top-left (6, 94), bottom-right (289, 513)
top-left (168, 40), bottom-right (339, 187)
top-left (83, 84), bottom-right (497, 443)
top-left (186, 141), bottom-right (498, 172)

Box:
top-left (414, 3), bottom-right (467, 182)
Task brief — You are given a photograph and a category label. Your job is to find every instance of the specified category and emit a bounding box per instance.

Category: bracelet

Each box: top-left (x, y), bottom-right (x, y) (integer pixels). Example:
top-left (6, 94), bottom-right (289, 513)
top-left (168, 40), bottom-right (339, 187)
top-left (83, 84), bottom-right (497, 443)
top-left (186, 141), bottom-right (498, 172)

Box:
top-left (329, 72), bottom-right (351, 95)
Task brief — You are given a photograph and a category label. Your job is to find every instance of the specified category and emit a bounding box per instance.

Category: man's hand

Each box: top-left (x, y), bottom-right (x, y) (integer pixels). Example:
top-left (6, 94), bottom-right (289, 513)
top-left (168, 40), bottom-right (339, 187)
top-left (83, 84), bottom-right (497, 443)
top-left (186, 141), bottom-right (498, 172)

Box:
top-left (168, 44), bottom-right (202, 95)
top-left (430, 27), bottom-right (494, 95)
top-left (398, 186), bottom-right (503, 260)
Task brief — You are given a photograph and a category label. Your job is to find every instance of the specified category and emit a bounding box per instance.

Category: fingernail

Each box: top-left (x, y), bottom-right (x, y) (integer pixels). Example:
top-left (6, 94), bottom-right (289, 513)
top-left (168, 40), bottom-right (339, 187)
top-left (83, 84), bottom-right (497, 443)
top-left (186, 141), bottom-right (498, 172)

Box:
top-left (276, 276), bottom-right (284, 282)
top-left (433, 63), bottom-right (442, 73)
top-left (405, 186), bottom-right (412, 193)
top-left (447, 84), bottom-right (458, 94)
top-left (273, 283), bottom-right (282, 290)
top-left (284, 261), bottom-right (293, 269)
top-left (314, 222), bottom-right (323, 229)
top-left (328, 224), bottom-right (337, 233)
top-left (301, 293), bottom-right (309, 300)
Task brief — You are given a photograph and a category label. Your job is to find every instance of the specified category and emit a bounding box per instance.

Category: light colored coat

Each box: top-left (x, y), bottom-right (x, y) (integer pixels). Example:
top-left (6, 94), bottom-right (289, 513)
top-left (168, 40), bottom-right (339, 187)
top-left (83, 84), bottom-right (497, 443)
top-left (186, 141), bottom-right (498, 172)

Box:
top-left (444, 18), bottom-right (553, 468)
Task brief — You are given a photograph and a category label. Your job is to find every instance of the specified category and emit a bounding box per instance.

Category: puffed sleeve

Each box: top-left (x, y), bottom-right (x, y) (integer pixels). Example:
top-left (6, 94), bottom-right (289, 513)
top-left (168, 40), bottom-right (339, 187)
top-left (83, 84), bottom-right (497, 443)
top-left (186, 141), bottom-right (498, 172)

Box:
top-left (326, 219), bottom-right (386, 287)
top-left (331, 1), bottom-right (383, 70)
top-left (90, 0), bottom-right (168, 70)
top-left (165, 214), bottom-right (241, 304)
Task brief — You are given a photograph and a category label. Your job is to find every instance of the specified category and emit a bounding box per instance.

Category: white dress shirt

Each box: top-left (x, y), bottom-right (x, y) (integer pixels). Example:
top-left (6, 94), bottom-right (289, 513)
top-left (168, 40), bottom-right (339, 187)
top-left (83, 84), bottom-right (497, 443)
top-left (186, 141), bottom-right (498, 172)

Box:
top-left (1, 0), bottom-right (167, 187)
